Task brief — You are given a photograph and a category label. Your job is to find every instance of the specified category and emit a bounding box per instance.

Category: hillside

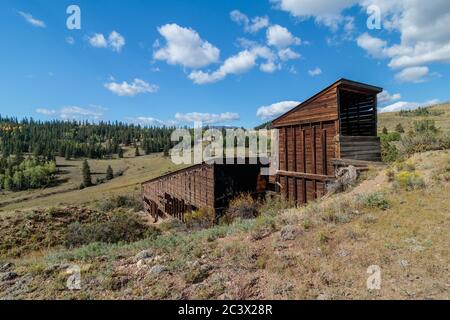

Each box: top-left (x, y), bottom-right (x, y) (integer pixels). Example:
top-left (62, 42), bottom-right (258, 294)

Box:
top-left (0, 149), bottom-right (186, 212)
top-left (0, 150), bottom-right (448, 299)
top-left (1, 102), bottom-right (448, 213)
top-left (378, 103), bottom-right (450, 133)
top-left (0, 104), bottom-right (449, 299)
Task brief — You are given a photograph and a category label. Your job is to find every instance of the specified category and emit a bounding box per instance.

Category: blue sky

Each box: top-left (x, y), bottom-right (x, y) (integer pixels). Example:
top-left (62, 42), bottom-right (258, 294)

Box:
top-left (1, 0), bottom-right (449, 128)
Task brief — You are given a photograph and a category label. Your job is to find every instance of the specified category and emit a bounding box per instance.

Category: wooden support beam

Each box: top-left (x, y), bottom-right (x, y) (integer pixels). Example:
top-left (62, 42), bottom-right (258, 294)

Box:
top-left (302, 178), bottom-right (307, 203)
top-left (301, 129), bottom-right (306, 173)
top-left (277, 170), bottom-right (335, 181)
top-left (322, 129), bottom-right (327, 176)
top-left (312, 126), bottom-right (316, 174)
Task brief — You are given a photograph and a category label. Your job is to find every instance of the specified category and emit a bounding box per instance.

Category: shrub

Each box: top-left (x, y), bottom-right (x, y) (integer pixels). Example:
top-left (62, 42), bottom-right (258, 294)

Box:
top-left (302, 219), bottom-right (312, 230)
top-left (399, 120), bottom-right (447, 155)
top-left (184, 268), bottom-right (209, 284)
top-left (395, 123), bottom-right (405, 133)
top-left (106, 165), bottom-right (114, 180)
top-left (185, 208), bottom-right (215, 229)
top-left (413, 119), bottom-right (439, 134)
top-left (259, 194), bottom-right (292, 217)
top-left (399, 107), bottom-right (443, 117)
top-left (394, 171), bottom-right (426, 190)
top-left (224, 194), bottom-right (259, 223)
top-left (357, 192), bottom-right (390, 210)
top-left (381, 140), bottom-right (401, 163)
top-left (250, 214), bottom-right (278, 240)
top-left (380, 131), bottom-right (401, 143)
top-left (386, 169), bottom-right (395, 182)
top-left (65, 212), bottom-right (158, 248)
top-left (98, 195), bottom-right (143, 212)
top-left (256, 254), bottom-right (269, 269)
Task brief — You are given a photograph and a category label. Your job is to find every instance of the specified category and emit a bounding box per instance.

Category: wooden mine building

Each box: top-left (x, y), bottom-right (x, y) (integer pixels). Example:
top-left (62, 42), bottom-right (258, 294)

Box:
top-left (142, 78), bottom-right (382, 220)
top-left (141, 159), bottom-right (268, 222)
top-left (272, 78), bottom-right (382, 204)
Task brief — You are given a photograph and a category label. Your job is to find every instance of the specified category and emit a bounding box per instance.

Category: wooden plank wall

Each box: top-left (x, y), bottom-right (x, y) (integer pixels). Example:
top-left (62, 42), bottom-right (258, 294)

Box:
top-left (278, 120), bottom-right (336, 204)
top-left (274, 81), bottom-right (382, 205)
top-left (142, 164), bottom-right (215, 221)
top-left (273, 86), bottom-right (338, 127)
top-left (339, 136), bottom-right (381, 162)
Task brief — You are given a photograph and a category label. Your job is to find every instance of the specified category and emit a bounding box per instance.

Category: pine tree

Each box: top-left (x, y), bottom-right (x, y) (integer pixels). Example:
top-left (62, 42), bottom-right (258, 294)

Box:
top-left (82, 160), bottom-right (92, 187)
top-left (118, 147), bottom-right (124, 158)
top-left (395, 123), bottom-right (405, 133)
top-left (135, 144), bottom-right (140, 157)
top-left (4, 176), bottom-right (12, 191)
top-left (106, 165), bottom-right (114, 180)
top-left (163, 144), bottom-right (170, 157)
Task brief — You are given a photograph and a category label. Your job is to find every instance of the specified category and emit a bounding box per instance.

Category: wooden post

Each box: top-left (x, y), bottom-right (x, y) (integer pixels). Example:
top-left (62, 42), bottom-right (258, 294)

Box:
top-left (322, 129), bottom-right (327, 176)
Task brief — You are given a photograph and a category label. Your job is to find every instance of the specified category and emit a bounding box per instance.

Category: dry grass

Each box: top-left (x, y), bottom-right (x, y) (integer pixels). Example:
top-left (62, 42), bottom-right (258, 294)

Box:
top-left (0, 149), bottom-right (186, 213)
top-left (378, 103), bottom-right (450, 133)
top-left (1, 151), bottom-right (448, 300)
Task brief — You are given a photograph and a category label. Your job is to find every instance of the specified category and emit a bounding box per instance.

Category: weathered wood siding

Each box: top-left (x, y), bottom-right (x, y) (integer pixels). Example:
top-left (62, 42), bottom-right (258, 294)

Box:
top-left (142, 164), bottom-right (215, 221)
top-left (339, 136), bottom-right (381, 162)
top-left (277, 120), bottom-right (337, 203)
top-left (273, 85), bottom-right (338, 127)
top-left (272, 79), bottom-right (382, 205)
top-left (142, 160), bottom-right (269, 221)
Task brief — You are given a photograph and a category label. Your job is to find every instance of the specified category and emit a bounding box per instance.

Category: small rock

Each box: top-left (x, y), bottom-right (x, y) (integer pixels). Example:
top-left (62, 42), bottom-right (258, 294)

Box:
top-left (149, 265), bottom-right (167, 276)
top-left (98, 255), bottom-right (108, 262)
top-left (400, 260), bottom-right (409, 267)
top-left (136, 259), bottom-right (147, 268)
top-left (135, 249), bottom-right (153, 261)
top-left (0, 272), bottom-right (18, 282)
top-left (280, 225), bottom-right (300, 241)
top-left (317, 293), bottom-right (330, 300)
top-left (0, 262), bottom-right (14, 272)
top-left (251, 229), bottom-right (271, 241)
top-left (337, 249), bottom-right (350, 257)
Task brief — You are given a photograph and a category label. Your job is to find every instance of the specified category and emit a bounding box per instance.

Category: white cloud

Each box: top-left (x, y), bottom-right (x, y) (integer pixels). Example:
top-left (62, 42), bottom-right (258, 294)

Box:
top-left (308, 67), bottom-right (322, 76)
top-left (36, 106), bottom-right (105, 120)
top-left (88, 31), bottom-right (125, 52)
top-left (66, 36), bottom-right (75, 45)
top-left (18, 11), bottom-right (46, 28)
top-left (355, 1), bottom-right (450, 74)
top-left (108, 31), bottom-right (126, 52)
top-left (104, 79), bottom-right (159, 97)
top-left (156, 23), bottom-right (301, 84)
top-left (189, 49), bottom-right (259, 84)
top-left (59, 106), bottom-right (104, 120)
top-left (377, 90), bottom-right (401, 104)
top-left (260, 61), bottom-right (281, 73)
top-left (129, 117), bottom-right (167, 127)
top-left (395, 66), bottom-right (429, 83)
top-left (278, 48), bottom-right (301, 61)
top-left (381, 99), bottom-right (440, 113)
top-left (230, 10), bottom-right (270, 33)
top-left (271, 0), bottom-right (359, 30)
top-left (154, 24), bottom-right (220, 68)
top-left (356, 33), bottom-right (387, 58)
top-left (36, 108), bottom-right (56, 116)
top-left (88, 33), bottom-right (108, 48)
top-left (256, 101), bottom-right (301, 120)
top-left (274, 1), bottom-right (450, 78)
top-left (266, 25), bottom-right (301, 49)
top-left (188, 45), bottom-right (281, 84)
top-left (175, 112), bottom-right (240, 124)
